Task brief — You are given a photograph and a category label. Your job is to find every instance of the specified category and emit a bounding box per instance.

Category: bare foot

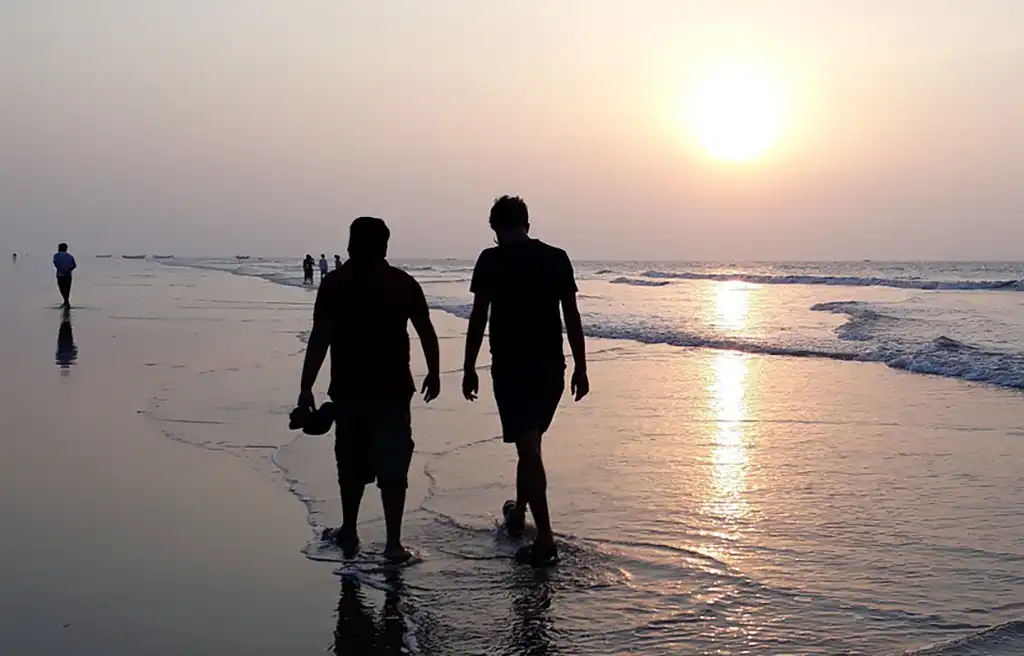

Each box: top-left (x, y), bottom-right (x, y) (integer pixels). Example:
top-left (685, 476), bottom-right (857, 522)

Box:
top-left (383, 544), bottom-right (412, 564)
top-left (323, 527), bottom-right (360, 559)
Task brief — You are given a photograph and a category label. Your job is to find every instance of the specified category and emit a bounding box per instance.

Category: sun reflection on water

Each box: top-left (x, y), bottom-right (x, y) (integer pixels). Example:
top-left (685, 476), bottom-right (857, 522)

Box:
top-left (707, 351), bottom-right (750, 522)
top-left (714, 280), bottom-right (751, 331)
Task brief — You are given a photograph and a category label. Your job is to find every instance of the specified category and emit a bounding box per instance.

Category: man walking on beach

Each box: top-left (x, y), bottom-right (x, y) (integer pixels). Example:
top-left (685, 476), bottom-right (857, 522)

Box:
top-left (298, 217), bottom-right (441, 562)
top-left (53, 243), bottom-right (77, 308)
top-left (462, 195), bottom-right (589, 567)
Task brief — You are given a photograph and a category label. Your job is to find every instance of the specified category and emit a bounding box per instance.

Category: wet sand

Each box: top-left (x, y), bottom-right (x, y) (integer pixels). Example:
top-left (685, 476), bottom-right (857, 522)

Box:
top-left (0, 259), bottom-right (336, 655)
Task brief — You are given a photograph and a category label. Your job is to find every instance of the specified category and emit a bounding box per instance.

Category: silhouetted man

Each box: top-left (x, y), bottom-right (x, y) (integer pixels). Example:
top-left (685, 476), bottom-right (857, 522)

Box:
top-left (334, 254), bottom-right (342, 270)
top-left (463, 195), bottom-right (589, 567)
top-left (319, 253), bottom-right (329, 281)
top-left (53, 243), bottom-right (77, 308)
top-left (303, 254), bottom-right (315, 284)
top-left (299, 217), bottom-right (440, 562)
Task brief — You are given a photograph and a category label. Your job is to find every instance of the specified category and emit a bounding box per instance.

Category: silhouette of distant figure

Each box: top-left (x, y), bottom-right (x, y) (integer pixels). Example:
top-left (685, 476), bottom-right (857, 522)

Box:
top-left (53, 243), bottom-right (77, 308)
top-left (11, 253), bottom-right (16, 262)
top-left (55, 307), bottom-right (78, 372)
top-left (334, 254), bottom-right (342, 271)
top-left (303, 254), bottom-right (315, 284)
top-left (299, 217), bottom-right (440, 562)
top-left (463, 195), bottom-right (589, 567)
top-left (319, 253), bottom-right (329, 281)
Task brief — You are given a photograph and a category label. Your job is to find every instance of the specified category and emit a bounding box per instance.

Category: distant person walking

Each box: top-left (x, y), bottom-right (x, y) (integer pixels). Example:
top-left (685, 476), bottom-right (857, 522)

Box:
top-left (319, 254), bottom-right (329, 281)
top-left (11, 253), bottom-right (16, 262)
top-left (53, 243), bottom-right (77, 308)
top-left (462, 195), bottom-right (589, 568)
top-left (298, 217), bottom-right (440, 562)
top-left (303, 254), bottom-right (315, 284)
top-left (334, 254), bottom-right (342, 271)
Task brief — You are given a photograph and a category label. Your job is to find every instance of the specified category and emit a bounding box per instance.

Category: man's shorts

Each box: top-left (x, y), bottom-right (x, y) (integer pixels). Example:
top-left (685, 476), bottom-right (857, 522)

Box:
top-left (491, 363), bottom-right (565, 443)
top-left (332, 397), bottom-right (414, 489)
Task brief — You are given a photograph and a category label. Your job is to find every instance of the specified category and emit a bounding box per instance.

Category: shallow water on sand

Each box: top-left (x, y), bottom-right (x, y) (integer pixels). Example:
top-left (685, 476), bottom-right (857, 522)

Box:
top-left (110, 260), bottom-right (1024, 654)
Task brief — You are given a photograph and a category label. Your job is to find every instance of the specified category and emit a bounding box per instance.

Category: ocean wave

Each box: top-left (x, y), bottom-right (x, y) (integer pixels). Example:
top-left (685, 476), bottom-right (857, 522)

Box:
top-left (609, 277), bottom-right (672, 287)
top-left (167, 260), bottom-right (1024, 391)
top-left (904, 619), bottom-right (1024, 655)
top-left (643, 270), bottom-right (1024, 292)
top-left (428, 301), bottom-right (1024, 388)
top-left (811, 300), bottom-right (900, 342)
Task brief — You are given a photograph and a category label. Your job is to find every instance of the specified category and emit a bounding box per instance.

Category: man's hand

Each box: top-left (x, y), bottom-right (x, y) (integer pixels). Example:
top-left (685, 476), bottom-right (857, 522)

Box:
top-left (421, 371), bottom-right (441, 403)
top-left (571, 367), bottom-right (590, 402)
top-left (462, 368), bottom-right (479, 401)
top-left (298, 388), bottom-right (316, 410)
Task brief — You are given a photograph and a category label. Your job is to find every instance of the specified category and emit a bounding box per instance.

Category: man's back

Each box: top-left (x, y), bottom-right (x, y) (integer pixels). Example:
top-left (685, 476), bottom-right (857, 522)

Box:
top-left (53, 251), bottom-right (76, 277)
top-left (471, 239), bottom-right (577, 367)
top-left (313, 261), bottom-right (427, 398)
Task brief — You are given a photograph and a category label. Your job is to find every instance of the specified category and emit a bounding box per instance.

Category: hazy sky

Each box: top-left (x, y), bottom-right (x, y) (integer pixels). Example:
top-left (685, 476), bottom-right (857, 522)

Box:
top-left (2, 1), bottom-right (1022, 260)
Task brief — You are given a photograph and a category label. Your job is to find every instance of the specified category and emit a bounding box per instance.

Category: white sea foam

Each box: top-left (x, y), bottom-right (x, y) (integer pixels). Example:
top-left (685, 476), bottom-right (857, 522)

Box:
top-left (643, 270), bottom-right (1024, 292)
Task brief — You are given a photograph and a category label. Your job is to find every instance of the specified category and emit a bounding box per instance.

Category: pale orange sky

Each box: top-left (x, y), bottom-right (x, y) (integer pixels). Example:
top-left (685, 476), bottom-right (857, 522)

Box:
top-left (2, 1), bottom-right (1022, 260)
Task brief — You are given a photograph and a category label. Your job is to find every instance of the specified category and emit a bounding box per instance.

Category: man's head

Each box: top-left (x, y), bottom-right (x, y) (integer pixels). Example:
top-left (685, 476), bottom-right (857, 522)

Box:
top-left (348, 216), bottom-right (390, 261)
top-left (58, 242), bottom-right (68, 252)
top-left (489, 196), bottom-right (530, 244)
top-left (320, 253), bottom-right (326, 259)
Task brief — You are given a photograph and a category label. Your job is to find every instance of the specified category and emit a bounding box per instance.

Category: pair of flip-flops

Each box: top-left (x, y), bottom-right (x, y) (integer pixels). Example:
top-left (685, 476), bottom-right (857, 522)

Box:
top-left (503, 500), bottom-right (560, 568)
top-left (289, 402), bottom-right (335, 435)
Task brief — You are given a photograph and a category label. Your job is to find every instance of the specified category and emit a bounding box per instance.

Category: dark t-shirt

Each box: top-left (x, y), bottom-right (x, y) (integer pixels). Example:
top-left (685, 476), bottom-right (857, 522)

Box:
top-left (313, 260), bottom-right (428, 399)
top-left (470, 240), bottom-right (577, 368)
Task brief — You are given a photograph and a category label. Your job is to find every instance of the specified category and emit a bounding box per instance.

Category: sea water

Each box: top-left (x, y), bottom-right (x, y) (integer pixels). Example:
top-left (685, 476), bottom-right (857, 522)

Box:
top-left (150, 258), bottom-right (1024, 654)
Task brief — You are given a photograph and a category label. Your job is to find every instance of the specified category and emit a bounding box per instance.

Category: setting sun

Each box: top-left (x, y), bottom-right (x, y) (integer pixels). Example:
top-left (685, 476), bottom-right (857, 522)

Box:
top-left (687, 61), bottom-right (786, 163)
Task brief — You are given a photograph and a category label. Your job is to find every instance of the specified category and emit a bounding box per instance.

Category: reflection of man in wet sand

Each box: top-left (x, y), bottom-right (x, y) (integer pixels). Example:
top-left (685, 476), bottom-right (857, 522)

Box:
top-left (463, 195), bottom-right (589, 567)
top-left (299, 217), bottom-right (440, 563)
top-left (334, 574), bottom-right (410, 654)
top-left (55, 307), bottom-right (78, 372)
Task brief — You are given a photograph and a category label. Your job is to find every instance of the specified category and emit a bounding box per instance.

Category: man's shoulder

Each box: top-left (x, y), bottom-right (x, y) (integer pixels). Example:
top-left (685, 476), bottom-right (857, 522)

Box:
top-left (534, 240), bottom-right (568, 257)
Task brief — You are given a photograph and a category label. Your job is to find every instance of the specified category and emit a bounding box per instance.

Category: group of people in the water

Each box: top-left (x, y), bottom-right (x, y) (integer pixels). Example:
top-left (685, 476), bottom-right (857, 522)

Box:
top-left (294, 195), bottom-right (588, 568)
top-left (302, 253), bottom-right (343, 284)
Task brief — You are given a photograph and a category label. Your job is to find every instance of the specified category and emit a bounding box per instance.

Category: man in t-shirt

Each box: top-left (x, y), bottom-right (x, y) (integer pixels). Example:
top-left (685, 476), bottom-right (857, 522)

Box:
top-left (298, 217), bottom-right (440, 562)
top-left (52, 243), bottom-right (77, 308)
top-left (319, 254), bottom-right (329, 281)
top-left (462, 195), bottom-right (589, 567)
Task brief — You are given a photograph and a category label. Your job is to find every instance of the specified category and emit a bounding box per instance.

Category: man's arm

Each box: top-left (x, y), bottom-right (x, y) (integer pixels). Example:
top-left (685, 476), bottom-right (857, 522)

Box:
top-left (70, 256), bottom-right (77, 272)
top-left (461, 294), bottom-right (488, 400)
top-left (408, 280), bottom-right (441, 402)
top-left (463, 294), bottom-right (489, 371)
top-left (299, 282), bottom-right (333, 404)
top-left (562, 293), bottom-right (586, 372)
top-left (300, 321), bottom-right (331, 395)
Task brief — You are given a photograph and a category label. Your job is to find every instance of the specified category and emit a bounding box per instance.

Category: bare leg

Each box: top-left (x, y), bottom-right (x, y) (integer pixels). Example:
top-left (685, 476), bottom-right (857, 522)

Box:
top-left (336, 483), bottom-right (364, 558)
top-left (381, 486), bottom-right (410, 560)
top-left (516, 431), bottom-right (554, 548)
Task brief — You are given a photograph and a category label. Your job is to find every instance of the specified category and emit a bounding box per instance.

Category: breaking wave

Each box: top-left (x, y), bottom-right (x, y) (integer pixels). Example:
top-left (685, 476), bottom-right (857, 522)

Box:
top-left (609, 277), bottom-right (672, 287)
top-left (643, 270), bottom-right (1024, 292)
top-left (904, 620), bottom-right (1024, 656)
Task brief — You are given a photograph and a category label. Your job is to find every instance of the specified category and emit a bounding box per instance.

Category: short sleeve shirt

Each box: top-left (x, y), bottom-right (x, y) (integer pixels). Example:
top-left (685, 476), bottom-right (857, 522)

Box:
top-left (470, 240), bottom-right (577, 368)
top-left (313, 261), bottom-right (428, 399)
top-left (53, 252), bottom-right (76, 277)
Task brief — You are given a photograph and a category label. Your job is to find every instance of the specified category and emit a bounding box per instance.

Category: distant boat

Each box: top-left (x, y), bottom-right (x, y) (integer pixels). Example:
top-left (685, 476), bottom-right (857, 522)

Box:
top-left (235, 255), bottom-right (251, 260)
top-left (122, 255), bottom-right (147, 260)
top-left (152, 255), bottom-right (174, 260)
top-left (95, 254), bottom-right (113, 259)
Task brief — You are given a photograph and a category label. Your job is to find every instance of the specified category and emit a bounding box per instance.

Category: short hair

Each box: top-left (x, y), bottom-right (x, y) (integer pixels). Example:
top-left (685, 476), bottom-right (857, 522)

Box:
top-left (489, 195), bottom-right (529, 230)
top-left (58, 242), bottom-right (68, 252)
top-left (348, 216), bottom-right (390, 259)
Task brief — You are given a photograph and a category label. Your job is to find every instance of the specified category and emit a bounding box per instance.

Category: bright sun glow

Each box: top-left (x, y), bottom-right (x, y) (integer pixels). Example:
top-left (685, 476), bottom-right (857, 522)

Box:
top-left (688, 61), bottom-right (786, 163)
